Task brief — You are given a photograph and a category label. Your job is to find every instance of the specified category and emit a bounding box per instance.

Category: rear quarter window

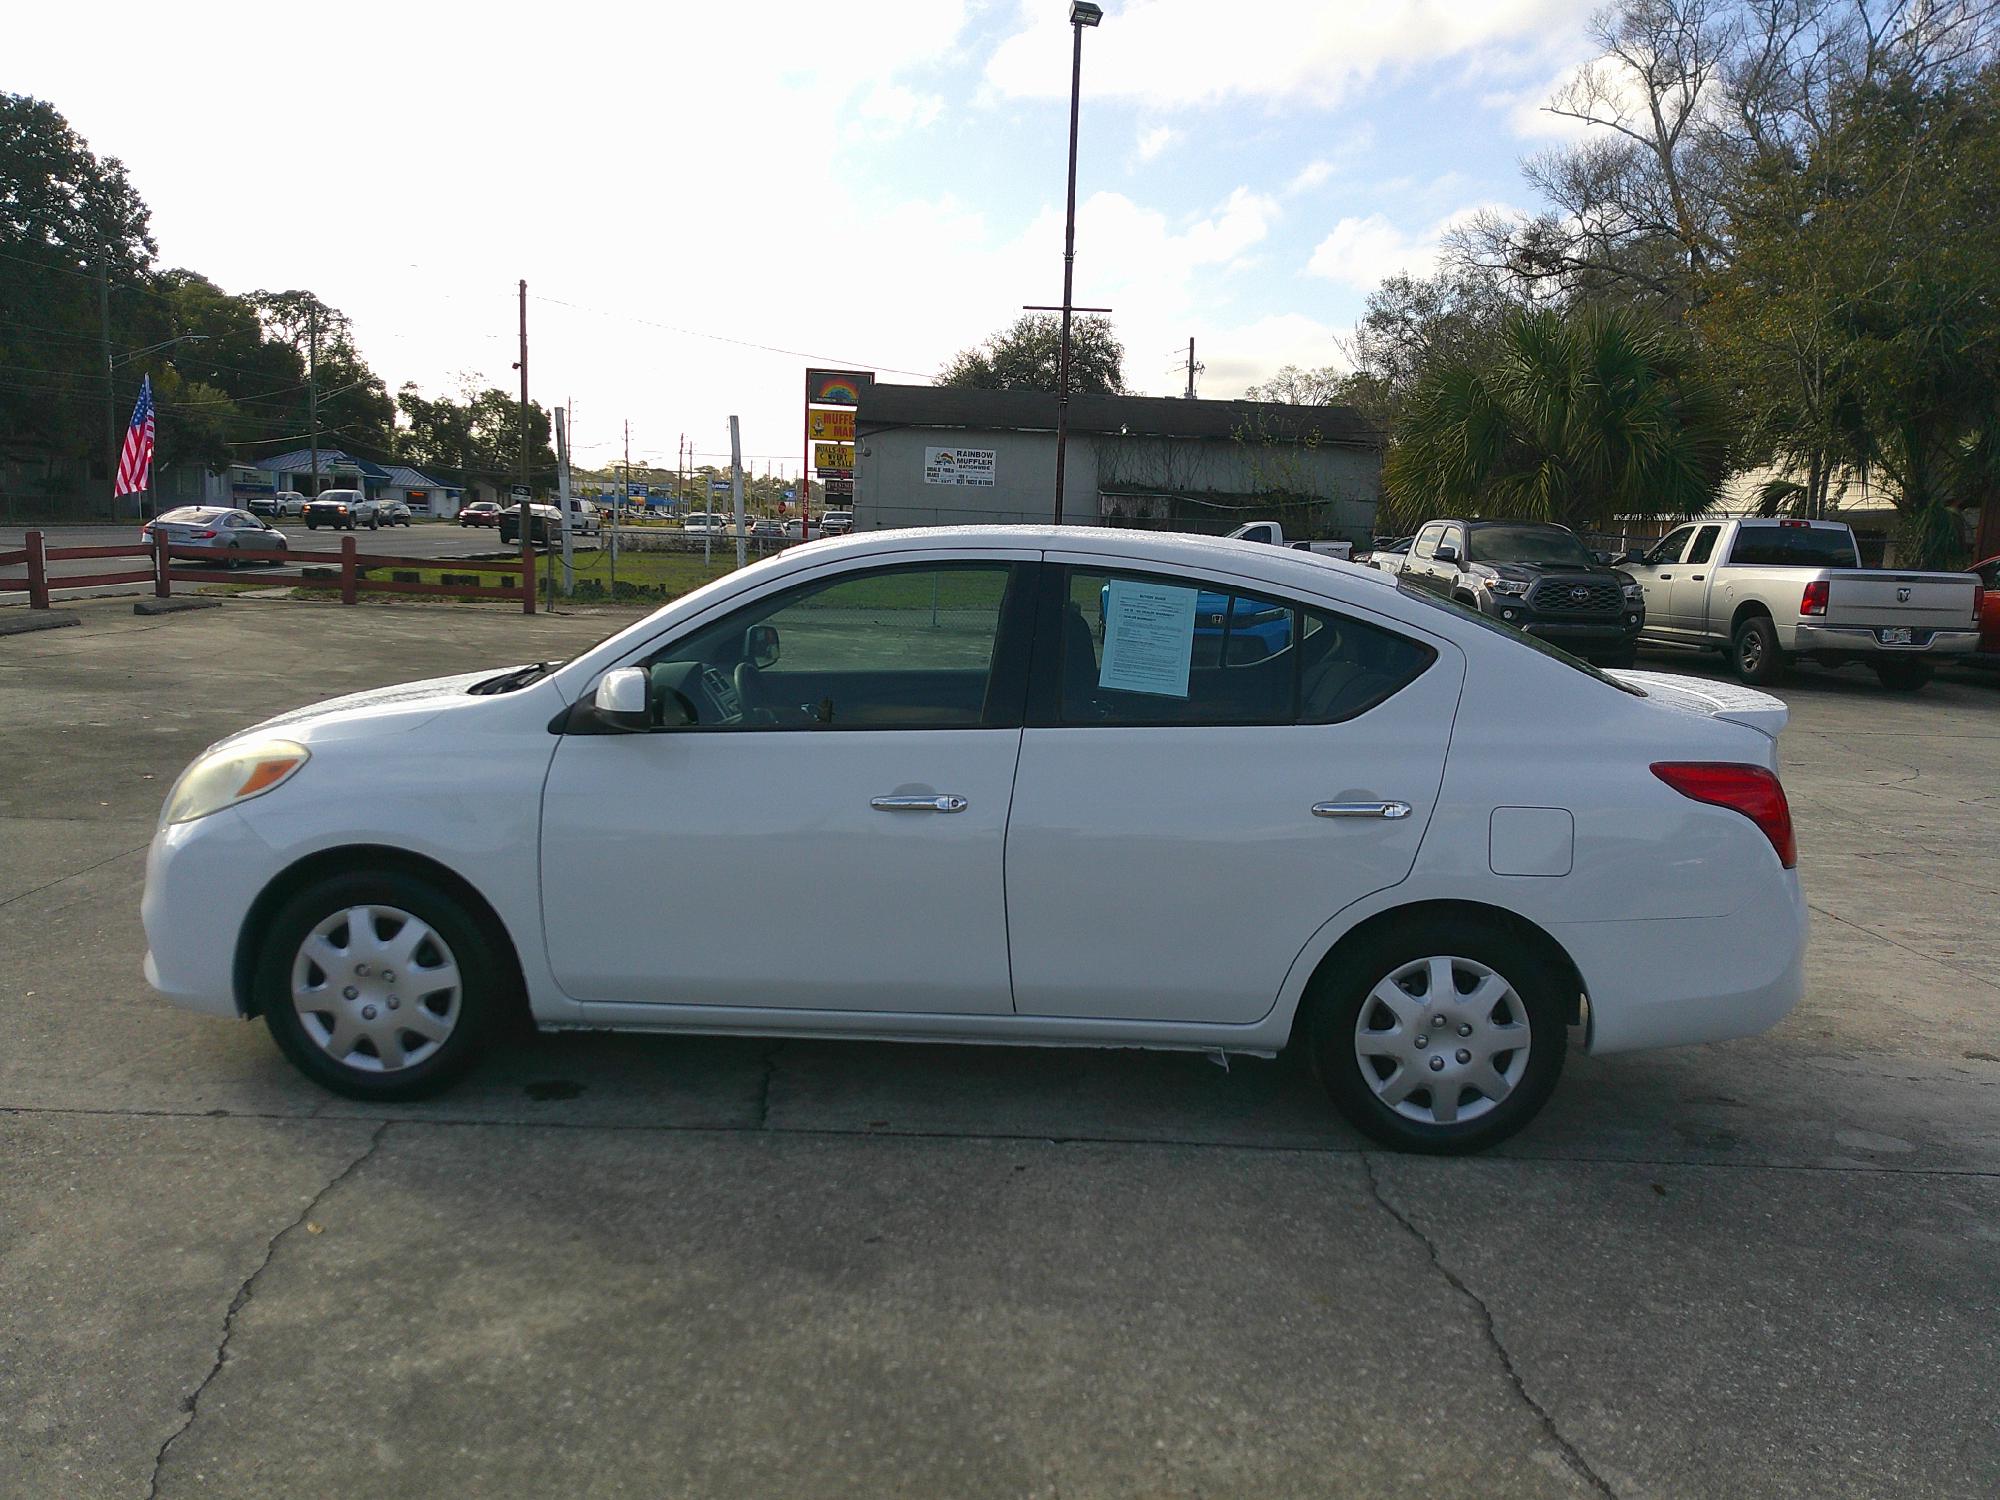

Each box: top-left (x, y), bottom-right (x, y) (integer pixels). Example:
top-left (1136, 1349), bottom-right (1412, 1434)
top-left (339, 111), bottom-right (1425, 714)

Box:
top-left (1726, 526), bottom-right (1858, 567)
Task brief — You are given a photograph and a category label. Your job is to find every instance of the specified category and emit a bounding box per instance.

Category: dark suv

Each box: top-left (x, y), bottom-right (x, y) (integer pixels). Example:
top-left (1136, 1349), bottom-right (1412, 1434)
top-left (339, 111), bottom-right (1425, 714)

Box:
top-left (1397, 518), bottom-right (1644, 665)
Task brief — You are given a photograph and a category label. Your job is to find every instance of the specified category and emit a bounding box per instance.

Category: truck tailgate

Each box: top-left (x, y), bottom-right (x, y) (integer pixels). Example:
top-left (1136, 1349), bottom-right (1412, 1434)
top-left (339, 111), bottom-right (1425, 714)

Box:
top-left (1830, 571), bottom-right (1977, 631)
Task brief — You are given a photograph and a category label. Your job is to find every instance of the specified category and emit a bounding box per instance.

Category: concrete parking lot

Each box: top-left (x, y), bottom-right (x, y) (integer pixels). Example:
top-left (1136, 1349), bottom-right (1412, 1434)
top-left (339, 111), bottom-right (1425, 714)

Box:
top-left (2, 595), bottom-right (1995, 1499)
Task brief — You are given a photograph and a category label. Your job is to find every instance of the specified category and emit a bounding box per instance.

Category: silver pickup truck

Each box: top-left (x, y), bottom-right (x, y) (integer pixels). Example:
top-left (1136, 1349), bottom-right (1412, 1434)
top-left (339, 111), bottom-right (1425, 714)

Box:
top-left (1620, 517), bottom-right (1979, 691)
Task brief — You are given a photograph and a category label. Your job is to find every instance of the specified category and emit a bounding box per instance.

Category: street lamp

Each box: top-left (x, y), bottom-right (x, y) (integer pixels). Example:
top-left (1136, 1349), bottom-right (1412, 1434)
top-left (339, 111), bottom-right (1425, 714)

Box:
top-left (1052, 1), bottom-right (1102, 525)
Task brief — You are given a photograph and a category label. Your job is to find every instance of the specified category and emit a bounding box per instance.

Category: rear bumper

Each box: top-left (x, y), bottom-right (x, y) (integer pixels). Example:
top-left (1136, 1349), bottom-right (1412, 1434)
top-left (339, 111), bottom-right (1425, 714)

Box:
top-left (1784, 623), bottom-right (1979, 656)
top-left (1558, 869), bottom-right (1806, 1055)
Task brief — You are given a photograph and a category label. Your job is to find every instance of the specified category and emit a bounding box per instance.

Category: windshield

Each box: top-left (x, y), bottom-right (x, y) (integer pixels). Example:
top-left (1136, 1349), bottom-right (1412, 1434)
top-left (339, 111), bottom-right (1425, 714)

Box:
top-left (1396, 582), bottom-right (1645, 695)
top-left (1468, 525), bottom-right (1595, 566)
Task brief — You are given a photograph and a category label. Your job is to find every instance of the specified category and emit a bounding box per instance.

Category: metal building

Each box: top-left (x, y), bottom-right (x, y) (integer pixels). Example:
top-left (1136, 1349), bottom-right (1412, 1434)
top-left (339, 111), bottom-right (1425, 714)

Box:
top-left (852, 385), bottom-right (1382, 542)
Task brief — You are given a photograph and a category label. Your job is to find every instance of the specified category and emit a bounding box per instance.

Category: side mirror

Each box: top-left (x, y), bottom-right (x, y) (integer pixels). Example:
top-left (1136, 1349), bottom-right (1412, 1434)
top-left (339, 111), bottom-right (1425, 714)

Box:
top-left (744, 623), bottom-right (781, 669)
top-left (1621, 548), bottom-right (1646, 564)
top-left (1434, 544), bottom-right (1460, 565)
top-left (591, 667), bottom-right (651, 732)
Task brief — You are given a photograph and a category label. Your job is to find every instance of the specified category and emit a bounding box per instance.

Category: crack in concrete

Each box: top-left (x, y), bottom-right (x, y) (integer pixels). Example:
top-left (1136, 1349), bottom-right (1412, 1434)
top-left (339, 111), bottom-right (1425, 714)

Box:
top-left (143, 1120), bottom-right (390, 1500)
top-left (1809, 902), bottom-right (2000, 996)
top-left (754, 1040), bottom-right (785, 1128)
top-left (0, 842), bottom-right (151, 911)
top-left (1362, 1153), bottom-right (1618, 1499)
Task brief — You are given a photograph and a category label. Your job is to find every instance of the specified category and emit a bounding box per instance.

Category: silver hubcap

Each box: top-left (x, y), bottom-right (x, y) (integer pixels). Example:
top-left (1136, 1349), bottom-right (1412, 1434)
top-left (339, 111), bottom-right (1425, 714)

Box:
top-left (291, 905), bottom-right (461, 1073)
top-left (1354, 955), bottom-right (1531, 1127)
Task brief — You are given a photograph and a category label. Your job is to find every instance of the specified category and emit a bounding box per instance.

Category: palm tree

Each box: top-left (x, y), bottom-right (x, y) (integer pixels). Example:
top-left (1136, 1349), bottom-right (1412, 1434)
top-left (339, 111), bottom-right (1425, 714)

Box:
top-left (1382, 305), bottom-right (1731, 533)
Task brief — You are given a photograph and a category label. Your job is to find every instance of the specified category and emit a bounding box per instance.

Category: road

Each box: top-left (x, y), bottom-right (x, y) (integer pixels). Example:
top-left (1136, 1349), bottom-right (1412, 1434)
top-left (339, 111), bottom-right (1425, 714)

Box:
top-left (1, 597), bottom-right (1995, 1498)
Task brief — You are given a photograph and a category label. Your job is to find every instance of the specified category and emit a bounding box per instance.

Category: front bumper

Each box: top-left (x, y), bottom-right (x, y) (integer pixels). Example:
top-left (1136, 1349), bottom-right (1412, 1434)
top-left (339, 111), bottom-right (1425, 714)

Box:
top-left (141, 809), bottom-right (279, 1018)
top-left (1786, 623), bottom-right (1980, 657)
top-left (1484, 600), bottom-right (1644, 651)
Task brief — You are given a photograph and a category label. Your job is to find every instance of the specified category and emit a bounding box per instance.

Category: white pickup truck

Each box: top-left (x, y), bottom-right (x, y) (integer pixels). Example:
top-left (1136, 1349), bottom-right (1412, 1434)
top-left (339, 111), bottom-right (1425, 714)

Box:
top-left (1226, 521), bottom-right (1353, 560)
top-left (1620, 517), bottom-right (1980, 691)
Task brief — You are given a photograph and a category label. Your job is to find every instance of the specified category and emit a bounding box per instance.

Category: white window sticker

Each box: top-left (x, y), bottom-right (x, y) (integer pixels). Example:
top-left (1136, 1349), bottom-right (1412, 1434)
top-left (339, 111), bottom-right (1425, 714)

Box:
top-left (1098, 580), bottom-right (1198, 698)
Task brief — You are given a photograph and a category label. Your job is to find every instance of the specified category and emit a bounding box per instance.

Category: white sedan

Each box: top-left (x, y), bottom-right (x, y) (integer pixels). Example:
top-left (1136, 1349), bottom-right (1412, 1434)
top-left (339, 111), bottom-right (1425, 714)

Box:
top-left (141, 527), bottom-right (1805, 1152)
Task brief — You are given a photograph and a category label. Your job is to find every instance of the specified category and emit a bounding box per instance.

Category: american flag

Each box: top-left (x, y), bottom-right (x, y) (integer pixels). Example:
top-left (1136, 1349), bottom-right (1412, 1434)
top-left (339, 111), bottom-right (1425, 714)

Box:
top-left (114, 375), bottom-right (156, 496)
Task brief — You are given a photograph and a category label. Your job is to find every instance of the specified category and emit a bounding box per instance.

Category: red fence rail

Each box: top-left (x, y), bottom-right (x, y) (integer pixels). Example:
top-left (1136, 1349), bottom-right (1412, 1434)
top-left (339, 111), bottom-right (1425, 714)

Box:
top-left (1, 529), bottom-right (537, 614)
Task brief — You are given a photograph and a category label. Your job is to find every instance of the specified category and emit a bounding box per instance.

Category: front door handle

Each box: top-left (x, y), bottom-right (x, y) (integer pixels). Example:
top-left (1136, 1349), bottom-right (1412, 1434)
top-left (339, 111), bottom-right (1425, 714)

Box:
top-left (871, 794), bottom-right (968, 813)
top-left (1313, 800), bottom-right (1412, 820)
top-left (1659, 572), bottom-right (1674, 580)
top-left (1690, 573), bottom-right (1704, 581)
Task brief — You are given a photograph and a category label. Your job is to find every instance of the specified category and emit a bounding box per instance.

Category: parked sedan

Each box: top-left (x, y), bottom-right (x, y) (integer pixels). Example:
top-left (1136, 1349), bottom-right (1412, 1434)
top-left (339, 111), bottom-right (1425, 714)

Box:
top-left (746, 518), bottom-right (786, 542)
top-left (141, 528), bottom-right (1804, 1154)
top-left (459, 501), bottom-right (502, 527)
top-left (141, 507), bottom-right (290, 565)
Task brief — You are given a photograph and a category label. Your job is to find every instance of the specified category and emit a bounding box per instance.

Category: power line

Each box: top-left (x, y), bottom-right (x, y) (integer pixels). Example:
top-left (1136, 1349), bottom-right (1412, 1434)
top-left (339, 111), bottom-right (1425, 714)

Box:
top-left (528, 292), bottom-right (935, 381)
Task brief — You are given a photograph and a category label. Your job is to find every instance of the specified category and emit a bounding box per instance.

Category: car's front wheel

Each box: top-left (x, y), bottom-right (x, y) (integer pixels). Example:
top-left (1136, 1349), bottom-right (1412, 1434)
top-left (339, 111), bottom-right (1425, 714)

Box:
top-left (1307, 917), bottom-right (1568, 1154)
top-left (256, 869), bottom-right (503, 1101)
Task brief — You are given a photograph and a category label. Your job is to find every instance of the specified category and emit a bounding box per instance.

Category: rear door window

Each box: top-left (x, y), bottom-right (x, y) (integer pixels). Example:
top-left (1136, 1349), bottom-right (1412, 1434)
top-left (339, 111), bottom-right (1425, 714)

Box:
top-left (1047, 566), bottom-right (1435, 727)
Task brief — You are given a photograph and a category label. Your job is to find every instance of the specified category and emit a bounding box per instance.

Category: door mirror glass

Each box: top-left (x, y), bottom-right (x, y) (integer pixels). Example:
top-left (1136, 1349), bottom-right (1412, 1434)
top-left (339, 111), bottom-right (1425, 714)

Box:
top-left (1621, 548), bottom-right (1646, 564)
top-left (1433, 544), bottom-right (1459, 565)
top-left (744, 623), bottom-right (781, 669)
top-left (591, 667), bottom-right (651, 731)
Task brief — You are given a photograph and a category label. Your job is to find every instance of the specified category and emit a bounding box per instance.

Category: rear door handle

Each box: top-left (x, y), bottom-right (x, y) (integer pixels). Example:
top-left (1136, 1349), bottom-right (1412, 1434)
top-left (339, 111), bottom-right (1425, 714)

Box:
top-left (871, 795), bottom-right (968, 813)
top-left (1690, 574), bottom-right (1704, 581)
top-left (1313, 800), bottom-right (1412, 820)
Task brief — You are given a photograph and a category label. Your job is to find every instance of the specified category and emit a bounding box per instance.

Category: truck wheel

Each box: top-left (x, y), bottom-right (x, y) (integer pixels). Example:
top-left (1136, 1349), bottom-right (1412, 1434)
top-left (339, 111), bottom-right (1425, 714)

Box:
top-left (1875, 661), bottom-right (1933, 693)
top-left (1732, 616), bottom-right (1785, 685)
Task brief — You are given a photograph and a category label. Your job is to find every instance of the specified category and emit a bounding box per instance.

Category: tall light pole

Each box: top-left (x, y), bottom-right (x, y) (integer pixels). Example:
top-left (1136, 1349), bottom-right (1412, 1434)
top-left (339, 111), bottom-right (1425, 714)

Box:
top-left (1052, 1), bottom-right (1102, 525)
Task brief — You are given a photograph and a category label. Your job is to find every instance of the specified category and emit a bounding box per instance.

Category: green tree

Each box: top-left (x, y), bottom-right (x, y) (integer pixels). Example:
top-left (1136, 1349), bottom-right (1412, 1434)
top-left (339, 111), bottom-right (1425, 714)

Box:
top-left (1382, 304), bottom-right (1732, 532)
top-left (1700, 66), bottom-right (2000, 564)
top-left (249, 290), bottom-right (395, 457)
top-left (938, 313), bottom-right (1125, 394)
top-left (0, 92), bottom-right (156, 475)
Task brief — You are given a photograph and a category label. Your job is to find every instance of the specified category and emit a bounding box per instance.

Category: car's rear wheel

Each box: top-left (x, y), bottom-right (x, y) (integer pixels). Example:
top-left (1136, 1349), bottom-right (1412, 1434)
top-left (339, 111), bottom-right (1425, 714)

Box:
top-left (1732, 615), bottom-right (1784, 685)
top-left (256, 870), bottom-right (501, 1101)
top-left (1875, 660), bottom-right (1933, 692)
top-left (1308, 917), bottom-right (1568, 1154)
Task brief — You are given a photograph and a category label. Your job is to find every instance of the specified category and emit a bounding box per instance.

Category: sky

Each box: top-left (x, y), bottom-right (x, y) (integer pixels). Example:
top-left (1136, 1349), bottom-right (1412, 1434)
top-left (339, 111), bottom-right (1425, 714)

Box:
top-left (8, 0), bottom-right (1607, 478)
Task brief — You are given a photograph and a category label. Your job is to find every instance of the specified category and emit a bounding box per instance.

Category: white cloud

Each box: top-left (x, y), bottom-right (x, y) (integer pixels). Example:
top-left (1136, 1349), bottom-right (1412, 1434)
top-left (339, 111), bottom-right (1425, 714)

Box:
top-left (859, 83), bottom-right (945, 132)
top-left (1181, 187), bottom-right (1279, 266)
top-left (1135, 123), bottom-right (1182, 161)
top-left (1487, 51), bottom-right (1655, 140)
top-left (1305, 201), bottom-right (1508, 290)
top-left (986, 0), bottom-right (1594, 108)
top-left (1288, 160), bottom-right (1336, 194)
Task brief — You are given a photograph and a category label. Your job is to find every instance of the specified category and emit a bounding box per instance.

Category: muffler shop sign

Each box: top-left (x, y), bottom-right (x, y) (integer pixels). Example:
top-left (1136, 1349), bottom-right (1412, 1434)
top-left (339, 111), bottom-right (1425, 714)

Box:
top-left (923, 446), bottom-right (996, 487)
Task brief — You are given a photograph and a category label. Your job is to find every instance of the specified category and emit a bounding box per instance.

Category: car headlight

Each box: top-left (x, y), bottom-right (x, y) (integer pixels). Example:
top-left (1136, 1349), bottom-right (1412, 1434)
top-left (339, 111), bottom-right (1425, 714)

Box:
top-left (161, 739), bottom-right (310, 826)
top-left (1485, 577), bottom-right (1531, 597)
top-left (1623, 582), bottom-right (1644, 604)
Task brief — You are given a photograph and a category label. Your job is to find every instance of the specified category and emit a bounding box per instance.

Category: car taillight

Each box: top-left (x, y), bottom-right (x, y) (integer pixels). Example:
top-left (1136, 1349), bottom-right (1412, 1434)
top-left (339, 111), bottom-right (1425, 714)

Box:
top-left (1974, 584), bottom-right (1984, 625)
top-left (1652, 762), bottom-right (1796, 869)
top-left (1800, 579), bottom-right (1828, 616)
top-left (192, 530), bottom-right (216, 539)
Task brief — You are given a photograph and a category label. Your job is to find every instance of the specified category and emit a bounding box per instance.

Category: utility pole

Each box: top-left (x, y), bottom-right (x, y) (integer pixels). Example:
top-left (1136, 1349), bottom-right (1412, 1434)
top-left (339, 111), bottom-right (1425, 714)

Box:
top-left (555, 404), bottom-right (574, 598)
top-left (97, 251), bottom-right (115, 507)
top-left (514, 278), bottom-right (531, 556)
top-left (1184, 336), bottom-right (1202, 399)
top-left (729, 415), bottom-right (747, 569)
top-left (306, 302), bottom-right (320, 499)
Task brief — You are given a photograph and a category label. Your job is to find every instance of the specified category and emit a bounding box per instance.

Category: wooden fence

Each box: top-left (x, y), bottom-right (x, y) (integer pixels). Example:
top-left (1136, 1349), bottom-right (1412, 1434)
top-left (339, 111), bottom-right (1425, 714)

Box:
top-left (1, 531), bottom-right (537, 614)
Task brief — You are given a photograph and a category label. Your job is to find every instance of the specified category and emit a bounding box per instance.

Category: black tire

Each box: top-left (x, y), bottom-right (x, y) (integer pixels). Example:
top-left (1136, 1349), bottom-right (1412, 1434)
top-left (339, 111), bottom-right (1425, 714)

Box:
top-left (1306, 916), bottom-right (1568, 1154)
top-left (224, 543), bottom-right (239, 569)
top-left (256, 868), bottom-right (504, 1101)
top-left (369, 515), bottom-right (380, 531)
top-left (1732, 615), bottom-right (1785, 685)
top-left (306, 521), bottom-right (318, 531)
top-left (1875, 660), bottom-right (1933, 692)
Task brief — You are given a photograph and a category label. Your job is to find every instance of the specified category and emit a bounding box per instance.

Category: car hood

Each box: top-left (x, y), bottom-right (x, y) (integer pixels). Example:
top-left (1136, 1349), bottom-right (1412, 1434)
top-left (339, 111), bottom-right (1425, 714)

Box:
top-left (1480, 560), bottom-right (1630, 583)
top-left (215, 665), bottom-right (538, 749)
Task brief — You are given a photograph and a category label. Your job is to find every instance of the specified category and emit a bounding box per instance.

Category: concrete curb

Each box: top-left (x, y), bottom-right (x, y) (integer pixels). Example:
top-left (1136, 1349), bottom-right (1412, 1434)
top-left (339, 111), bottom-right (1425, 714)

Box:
top-left (0, 610), bottom-right (83, 636)
top-left (133, 597), bottom-right (222, 616)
